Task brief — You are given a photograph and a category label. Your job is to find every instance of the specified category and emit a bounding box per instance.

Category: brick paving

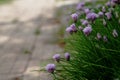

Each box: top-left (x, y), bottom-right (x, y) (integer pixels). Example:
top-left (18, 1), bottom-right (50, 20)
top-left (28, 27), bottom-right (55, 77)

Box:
top-left (0, 0), bottom-right (80, 80)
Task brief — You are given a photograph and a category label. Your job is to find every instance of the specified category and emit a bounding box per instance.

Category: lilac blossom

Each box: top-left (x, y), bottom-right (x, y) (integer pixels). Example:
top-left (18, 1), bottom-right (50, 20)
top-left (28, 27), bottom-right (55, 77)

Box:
top-left (65, 52), bottom-right (70, 61)
top-left (46, 64), bottom-right (55, 73)
top-left (53, 54), bottom-right (60, 62)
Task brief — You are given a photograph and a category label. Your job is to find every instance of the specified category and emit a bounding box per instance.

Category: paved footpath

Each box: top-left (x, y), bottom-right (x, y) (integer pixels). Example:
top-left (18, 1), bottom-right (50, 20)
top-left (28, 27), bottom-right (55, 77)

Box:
top-left (0, 0), bottom-right (80, 80)
top-left (0, 0), bottom-right (62, 80)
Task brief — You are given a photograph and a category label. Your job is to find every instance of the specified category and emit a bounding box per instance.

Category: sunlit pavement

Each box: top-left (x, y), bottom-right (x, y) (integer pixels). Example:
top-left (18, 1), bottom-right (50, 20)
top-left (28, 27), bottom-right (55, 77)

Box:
top-left (0, 0), bottom-right (80, 80)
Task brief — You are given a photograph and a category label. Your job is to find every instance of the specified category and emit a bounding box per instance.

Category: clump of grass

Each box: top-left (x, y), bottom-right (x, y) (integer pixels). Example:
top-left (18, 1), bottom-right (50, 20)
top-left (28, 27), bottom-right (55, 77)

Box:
top-left (34, 29), bottom-right (41, 36)
top-left (11, 18), bottom-right (19, 23)
top-left (55, 1), bottom-right (120, 80)
top-left (23, 49), bottom-right (31, 54)
top-left (43, 0), bottom-right (120, 80)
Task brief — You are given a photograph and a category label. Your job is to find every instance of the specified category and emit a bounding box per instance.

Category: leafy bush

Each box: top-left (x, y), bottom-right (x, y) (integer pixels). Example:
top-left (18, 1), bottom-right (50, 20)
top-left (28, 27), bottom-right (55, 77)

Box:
top-left (45, 0), bottom-right (120, 80)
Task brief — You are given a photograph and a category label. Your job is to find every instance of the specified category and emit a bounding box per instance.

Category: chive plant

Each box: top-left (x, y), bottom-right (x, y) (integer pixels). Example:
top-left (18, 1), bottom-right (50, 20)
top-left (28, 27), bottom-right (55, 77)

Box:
top-left (45, 0), bottom-right (120, 80)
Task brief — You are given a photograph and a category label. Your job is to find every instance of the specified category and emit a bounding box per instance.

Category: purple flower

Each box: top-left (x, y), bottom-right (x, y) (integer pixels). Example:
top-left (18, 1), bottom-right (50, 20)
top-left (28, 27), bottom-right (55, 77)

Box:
top-left (66, 24), bottom-right (77, 34)
top-left (82, 20), bottom-right (89, 26)
top-left (76, 2), bottom-right (85, 10)
top-left (83, 26), bottom-right (92, 36)
top-left (97, 33), bottom-right (102, 40)
top-left (79, 26), bottom-right (83, 31)
top-left (105, 12), bottom-right (112, 20)
top-left (103, 36), bottom-right (108, 42)
top-left (80, 19), bottom-right (84, 23)
top-left (66, 27), bottom-right (73, 34)
top-left (103, 19), bottom-right (107, 26)
top-left (71, 13), bottom-right (78, 22)
top-left (65, 52), bottom-right (70, 61)
top-left (98, 12), bottom-right (104, 18)
top-left (86, 12), bottom-right (98, 22)
top-left (53, 54), bottom-right (60, 62)
top-left (84, 8), bottom-right (90, 14)
top-left (46, 64), bottom-right (55, 73)
top-left (111, 1), bottom-right (116, 7)
top-left (102, 6), bottom-right (106, 13)
top-left (112, 29), bottom-right (118, 37)
top-left (111, 0), bottom-right (120, 4)
top-left (106, 1), bottom-right (111, 7)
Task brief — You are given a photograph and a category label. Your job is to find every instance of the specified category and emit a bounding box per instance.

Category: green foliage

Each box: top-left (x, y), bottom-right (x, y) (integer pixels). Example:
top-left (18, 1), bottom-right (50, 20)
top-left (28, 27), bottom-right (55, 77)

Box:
top-left (0, 0), bottom-right (13, 4)
top-left (55, 3), bottom-right (120, 80)
top-left (34, 29), bottom-right (41, 36)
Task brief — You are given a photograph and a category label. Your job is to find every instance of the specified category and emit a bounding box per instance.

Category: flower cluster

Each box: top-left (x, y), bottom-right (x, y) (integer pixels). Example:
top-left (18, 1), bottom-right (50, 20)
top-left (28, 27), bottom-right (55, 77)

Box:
top-left (44, 0), bottom-right (120, 79)
top-left (45, 52), bottom-right (70, 73)
top-left (65, 0), bottom-right (119, 42)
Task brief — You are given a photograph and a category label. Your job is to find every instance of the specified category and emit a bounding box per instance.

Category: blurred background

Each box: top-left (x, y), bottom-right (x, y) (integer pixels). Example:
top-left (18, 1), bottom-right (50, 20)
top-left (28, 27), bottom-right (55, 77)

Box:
top-left (0, 0), bottom-right (105, 80)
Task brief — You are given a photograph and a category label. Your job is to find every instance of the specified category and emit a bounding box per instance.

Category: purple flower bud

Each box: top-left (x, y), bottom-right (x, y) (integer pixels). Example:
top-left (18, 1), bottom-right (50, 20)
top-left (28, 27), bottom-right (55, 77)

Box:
top-left (102, 6), bottom-right (106, 13)
top-left (76, 2), bottom-right (85, 10)
top-left (86, 12), bottom-right (98, 22)
top-left (53, 54), bottom-right (60, 62)
top-left (79, 26), bottom-right (83, 31)
top-left (66, 24), bottom-right (77, 34)
top-left (71, 13), bottom-right (78, 22)
top-left (97, 33), bottom-right (102, 40)
top-left (106, 1), bottom-right (111, 7)
top-left (70, 24), bottom-right (77, 33)
top-left (111, 1), bottom-right (116, 7)
top-left (105, 12), bottom-right (112, 20)
top-left (103, 36), bottom-right (108, 42)
top-left (82, 20), bottom-right (89, 26)
top-left (112, 29), bottom-right (118, 37)
top-left (98, 12), bottom-right (104, 18)
top-left (80, 19), bottom-right (84, 23)
top-left (66, 27), bottom-right (73, 34)
top-left (83, 26), bottom-right (92, 36)
top-left (65, 52), bottom-right (70, 61)
top-left (115, 12), bottom-right (119, 18)
top-left (84, 8), bottom-right (90, 14)
top-left (111, 0), bottom-right (120, 4)
top-left (103, 19), bottom-right (107, 26)
top-left (46, 64), bottom-right (55, 73)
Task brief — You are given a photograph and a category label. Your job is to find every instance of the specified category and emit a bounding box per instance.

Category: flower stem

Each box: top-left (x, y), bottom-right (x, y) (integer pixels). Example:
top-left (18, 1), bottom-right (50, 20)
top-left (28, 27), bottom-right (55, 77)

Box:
top-left (52, 73), bottom-right (57, 80)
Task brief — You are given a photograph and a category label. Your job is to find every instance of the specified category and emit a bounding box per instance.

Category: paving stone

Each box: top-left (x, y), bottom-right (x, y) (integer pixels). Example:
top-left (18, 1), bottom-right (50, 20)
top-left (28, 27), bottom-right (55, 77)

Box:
top-left (0, 0), bottom-right (67, 80)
